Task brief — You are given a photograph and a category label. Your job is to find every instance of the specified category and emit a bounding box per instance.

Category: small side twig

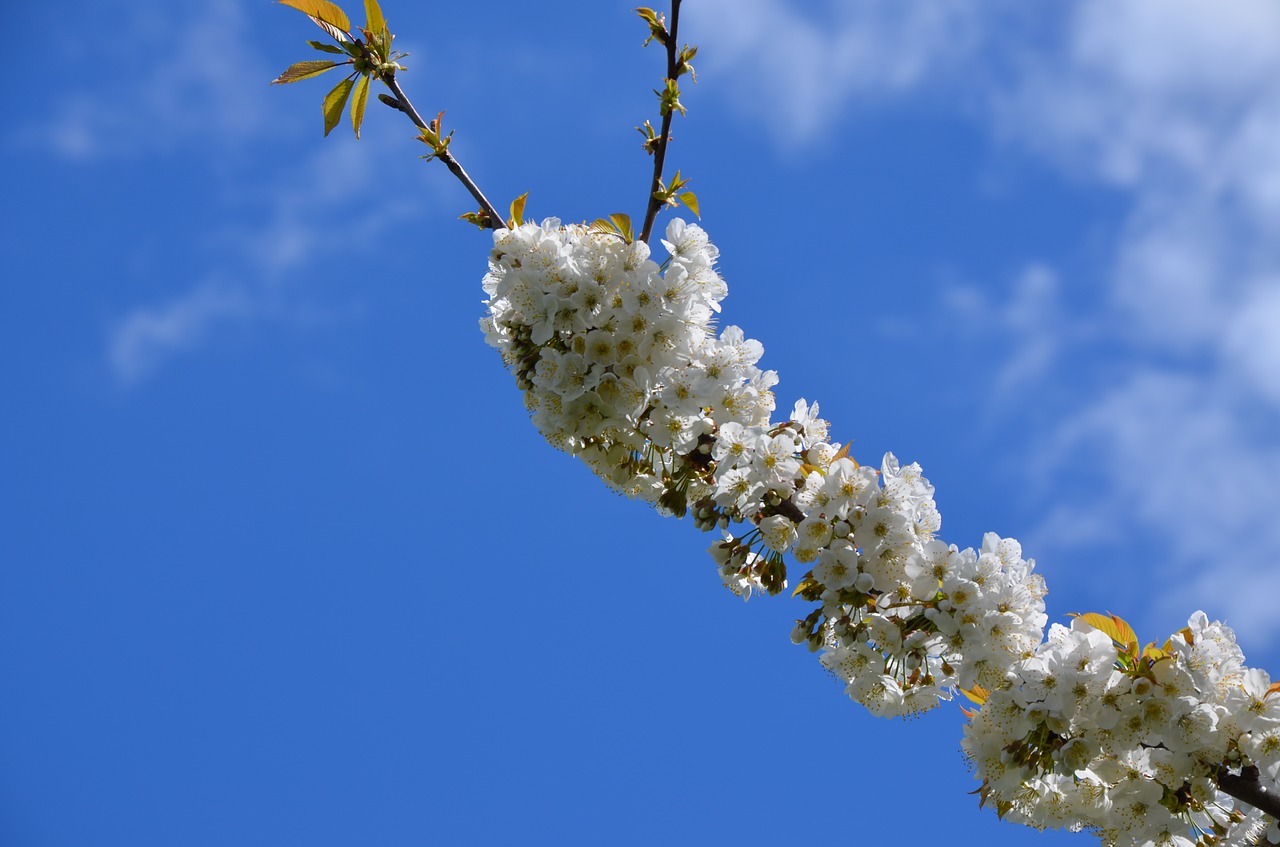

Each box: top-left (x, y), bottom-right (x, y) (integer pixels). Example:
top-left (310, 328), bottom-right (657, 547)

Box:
top-left (381, 73), bottom-right (506, 229)
top-left (638, 0), bottom-right (682, 245)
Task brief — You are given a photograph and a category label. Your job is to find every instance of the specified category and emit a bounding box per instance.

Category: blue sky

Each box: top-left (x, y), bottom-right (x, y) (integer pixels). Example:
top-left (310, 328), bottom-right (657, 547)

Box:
top-left (5, 1), bottom-right (1280, 845)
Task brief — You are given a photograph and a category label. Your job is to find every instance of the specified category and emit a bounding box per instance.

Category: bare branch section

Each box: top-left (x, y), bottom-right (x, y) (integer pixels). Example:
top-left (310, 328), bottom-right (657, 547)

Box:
top-left (639, 0), bottom-right (682, 245)
top-left (1218, 765), bottom-right (1280, 825)
top-left (379, 74), bottom-right (505, 229)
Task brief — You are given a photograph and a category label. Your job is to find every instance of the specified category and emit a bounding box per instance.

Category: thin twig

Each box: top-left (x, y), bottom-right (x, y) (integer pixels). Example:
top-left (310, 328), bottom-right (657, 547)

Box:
top-left (638, 0), bottom-right (682, 245)
top-left (381, 73), bottom-right (506, 229)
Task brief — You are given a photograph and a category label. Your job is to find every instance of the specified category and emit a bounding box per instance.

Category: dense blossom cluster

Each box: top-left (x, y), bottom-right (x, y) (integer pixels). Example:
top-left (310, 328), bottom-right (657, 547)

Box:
top-left (480, 219), bottom-right (1279, 846)
top-left (965, 614), bottom-right (1280, 846)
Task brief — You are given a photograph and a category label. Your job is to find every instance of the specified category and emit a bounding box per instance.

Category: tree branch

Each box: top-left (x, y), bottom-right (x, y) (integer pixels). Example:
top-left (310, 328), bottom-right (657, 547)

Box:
top-left (1217, 765), bottom-right (1280, 824)
top-left (381, 72), bottom-right (506, 229)
top-left (638, 0), bottom-right (682, 245)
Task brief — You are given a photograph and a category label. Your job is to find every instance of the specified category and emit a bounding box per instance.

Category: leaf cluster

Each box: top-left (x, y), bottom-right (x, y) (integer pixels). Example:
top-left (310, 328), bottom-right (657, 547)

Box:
top-left (271, 0), bottom-right (407, 139)
top-left (415, 111), bottom-right (454, 161)
top-left (652, 169), bottom-right (699, 218)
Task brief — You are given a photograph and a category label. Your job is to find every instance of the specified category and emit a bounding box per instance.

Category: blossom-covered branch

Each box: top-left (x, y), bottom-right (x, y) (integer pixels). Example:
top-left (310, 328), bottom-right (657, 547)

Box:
top-left (479, 218), bottom-right (1280, 847)
top-left (273, 2), bottom-right (1280, 844)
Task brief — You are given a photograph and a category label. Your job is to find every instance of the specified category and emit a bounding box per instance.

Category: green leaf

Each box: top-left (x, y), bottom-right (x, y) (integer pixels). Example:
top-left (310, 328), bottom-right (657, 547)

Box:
top-left (277, 0), bottom-right (351, 33)
top-left (508, 192), bottom-right (529, 227)
top-left (364, 0), bottom-right (386, 39)
top-left (271, 59), bottom-right (340, 85)
top-left (656, 79), bottom-right (686, 117)
top-left (306, 39), bottom-right (345, 54)
top-left (635, 7), bottom-right (667, 46)
top-left (460, 210), bottom-right (491, 230)
top-left (349, 74), bottom-right (370, 138)
top-left (323, 76), bottom-right (355, 137)
top-left (677, 45), bottom-right (699, 81)
top-left (677, 191), bottom-right (700, 217)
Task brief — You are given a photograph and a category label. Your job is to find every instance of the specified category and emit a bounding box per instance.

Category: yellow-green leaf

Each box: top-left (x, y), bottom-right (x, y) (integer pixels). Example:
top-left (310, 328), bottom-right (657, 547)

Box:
top-left (323, 76), bottom-right (355, 137)
top-left (1141, 644), bottom-right (1167, 663)
top-left (791, 576), bottom-right (817, 598)
top-left (1071, 612), bottom-right (1139, 652)
top-left (309, 16), bottom-right (349, 43)
top-left (306, 40), bottom-right (346, 54)
top-left (609, 213), bottom-right (634, 242)
top-left (509, 192), bottom-right (529, 227)
top-left (1108, 613), bottom-right (1140, 650)
top-left (677, 190), bottom-right (700, 218)
top-left (460, 210), bottom-right (490, 230)
top-left (635, 7), bottom-right (667, 46)
top-left (364, 0), bottom-right (386, 38)
top-left (960, 685), bottom-right (989, 706)
top-left (272, 59), bottom-right (339, 85)
top-left (278, 0), bottom-right (351, 33)
top-left (349, 74), bottom-right (370, 139)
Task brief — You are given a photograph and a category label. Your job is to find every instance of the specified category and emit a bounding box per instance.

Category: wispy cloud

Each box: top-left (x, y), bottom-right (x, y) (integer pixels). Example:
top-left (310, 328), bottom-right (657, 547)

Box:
top-left (104, 130), bottom-right (430, 386)
top-left (108, 282), bottom-right (253, 385)
top-left (18, 0), bottom-right (272, 160)
top-left (1033, 370), bottom-right (1280, 639)
top-left (936, 262), bottom-right (1065, 398)
top-left (684, 0), bottom-right (997, 142)
top-left (990, 0), bottom-right (1280, 640)
top-left (48, 0), bottom-right (444, 388)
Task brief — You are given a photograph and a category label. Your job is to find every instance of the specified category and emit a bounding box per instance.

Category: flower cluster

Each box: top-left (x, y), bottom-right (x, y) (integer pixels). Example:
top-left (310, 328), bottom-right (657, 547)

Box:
top-left (964, 613), bottom-right (1280, 846)
top-left (480, 219), bottom-right (1279, 846)
top-left (481, 217), bottom-right (774, 510)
